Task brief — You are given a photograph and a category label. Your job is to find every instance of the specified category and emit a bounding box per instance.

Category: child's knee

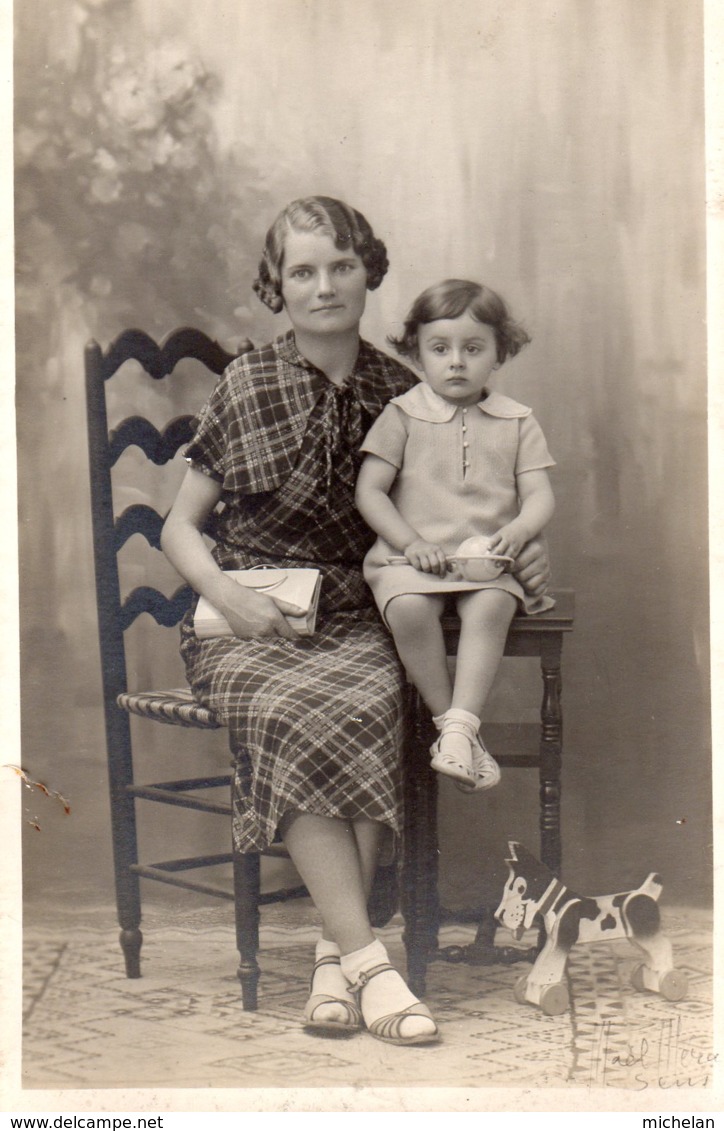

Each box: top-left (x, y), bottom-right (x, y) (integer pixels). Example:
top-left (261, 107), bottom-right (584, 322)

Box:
top-left (459, 588), bottom-right (516, 628)
top-left (386, 593), bottom-right (441, 636)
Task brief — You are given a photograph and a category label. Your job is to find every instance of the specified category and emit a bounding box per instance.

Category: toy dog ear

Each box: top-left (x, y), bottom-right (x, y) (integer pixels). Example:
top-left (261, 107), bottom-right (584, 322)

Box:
top-left (505, 841), bottom-right (521, 867)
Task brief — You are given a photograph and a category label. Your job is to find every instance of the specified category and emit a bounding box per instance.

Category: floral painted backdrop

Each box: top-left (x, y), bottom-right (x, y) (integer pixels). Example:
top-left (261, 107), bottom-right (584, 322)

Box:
top-left (15, 0), bottom-right (274, 708)
top-left (15, 0), bottom-right (270, 341)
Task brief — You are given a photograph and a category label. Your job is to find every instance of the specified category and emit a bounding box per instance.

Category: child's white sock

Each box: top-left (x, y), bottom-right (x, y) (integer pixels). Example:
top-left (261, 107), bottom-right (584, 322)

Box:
top-left (438, 708), bottom-right (480, 773)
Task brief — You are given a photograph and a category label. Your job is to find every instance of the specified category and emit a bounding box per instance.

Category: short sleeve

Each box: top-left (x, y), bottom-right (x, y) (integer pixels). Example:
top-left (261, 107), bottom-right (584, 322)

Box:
top-left (184, 377), bottom-right (230, 482)
top-left (360, 404), bottom-right (409, 470)
top-left (515, 414), bottom-right (556, 475)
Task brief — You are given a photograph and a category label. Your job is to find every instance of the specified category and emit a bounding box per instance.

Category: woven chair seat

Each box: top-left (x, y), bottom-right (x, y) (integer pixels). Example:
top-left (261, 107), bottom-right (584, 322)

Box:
top-left (118, 688), bottom-right (222, 729)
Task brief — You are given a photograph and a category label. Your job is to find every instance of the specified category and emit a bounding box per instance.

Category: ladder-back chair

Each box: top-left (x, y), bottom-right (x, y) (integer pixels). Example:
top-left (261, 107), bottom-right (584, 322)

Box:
top-left (86, 327), bottom-right (314, 1011)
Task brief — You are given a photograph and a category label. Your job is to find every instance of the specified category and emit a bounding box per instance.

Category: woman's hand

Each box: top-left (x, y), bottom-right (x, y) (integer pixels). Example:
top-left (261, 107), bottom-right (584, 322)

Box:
top-left (216, 576), bottom-right (303, 642)
top-left (161, 468), bottom-right (302, 641)
top-left (511, 536), bottom-right (551, 598)
top-left (404, 539), bottom-right (448, 577)
top-left (487, 522), bottom-right (528, 561)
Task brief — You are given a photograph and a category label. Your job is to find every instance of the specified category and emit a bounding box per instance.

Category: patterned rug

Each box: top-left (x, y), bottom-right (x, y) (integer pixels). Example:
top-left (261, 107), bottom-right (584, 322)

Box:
top-left (22, 904), bottom-right (713, 1094)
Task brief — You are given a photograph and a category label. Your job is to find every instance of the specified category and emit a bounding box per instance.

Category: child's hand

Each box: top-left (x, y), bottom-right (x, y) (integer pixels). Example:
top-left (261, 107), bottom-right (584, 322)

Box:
top-left (487, 525), bottom-right (528, 562)
top-left (404, 539), bottom-right (448, 576)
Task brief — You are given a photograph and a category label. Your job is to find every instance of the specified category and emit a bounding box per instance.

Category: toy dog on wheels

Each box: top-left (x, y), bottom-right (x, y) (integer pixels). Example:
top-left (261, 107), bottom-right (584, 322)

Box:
top-left (495, 842), bottom-right (688, 1016)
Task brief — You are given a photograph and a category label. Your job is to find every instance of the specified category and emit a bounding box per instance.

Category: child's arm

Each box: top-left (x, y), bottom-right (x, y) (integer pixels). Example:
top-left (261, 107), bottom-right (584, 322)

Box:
top-left (356, 454), bottom-right (447, 575)
top-left (487, 469), bottom-right (555, 560)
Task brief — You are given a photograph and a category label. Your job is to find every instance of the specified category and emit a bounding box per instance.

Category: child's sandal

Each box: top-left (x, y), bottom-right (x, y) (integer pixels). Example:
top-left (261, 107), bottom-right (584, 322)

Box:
top-left (455, 734), bottom-right (501, 793)
top-left (430, 738), bottom-right (476, 785)
top-left (429, 728), bottom-right (476, 786)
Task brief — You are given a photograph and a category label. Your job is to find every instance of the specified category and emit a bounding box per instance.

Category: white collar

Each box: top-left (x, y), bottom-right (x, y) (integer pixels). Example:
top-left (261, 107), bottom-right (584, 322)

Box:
top-left (389, 381), bottom-right (532, 422)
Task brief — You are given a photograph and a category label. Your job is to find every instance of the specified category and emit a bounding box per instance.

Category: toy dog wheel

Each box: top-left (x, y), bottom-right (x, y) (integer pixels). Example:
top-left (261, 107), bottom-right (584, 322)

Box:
top-left (513, 974), bottom-right (530, 1005)
top-left (631, 964), bottom-right (688, 1001)
top-left (630, 963), bottom-right (648, 992)
top-left (539, 982), bottom-right (570, 1016)
top-left (659, 970), bottom-right (688, 1002)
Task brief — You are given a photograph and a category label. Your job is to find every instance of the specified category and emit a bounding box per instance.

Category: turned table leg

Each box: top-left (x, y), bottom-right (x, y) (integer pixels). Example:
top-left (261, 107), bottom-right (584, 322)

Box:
top-left (539, 634), bottom-right (563, 875)
top-left (400, 687), bottom-right (440, 999)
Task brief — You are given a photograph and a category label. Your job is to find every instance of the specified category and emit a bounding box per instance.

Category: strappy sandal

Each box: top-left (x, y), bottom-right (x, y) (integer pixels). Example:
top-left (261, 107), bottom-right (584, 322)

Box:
top-left (303, 954), bottom-right (363, 1033)
top-left (429, 729), bottom-right (476, 786)
top-left (348, 962), bottom-right (440, 1046)
top-left (455, 734), bottom-right (501, 794)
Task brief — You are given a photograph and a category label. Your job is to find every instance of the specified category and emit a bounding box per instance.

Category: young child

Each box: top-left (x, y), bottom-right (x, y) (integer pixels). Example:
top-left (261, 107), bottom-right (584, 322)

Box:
top-left (355, 279), bottom-right (556, 792)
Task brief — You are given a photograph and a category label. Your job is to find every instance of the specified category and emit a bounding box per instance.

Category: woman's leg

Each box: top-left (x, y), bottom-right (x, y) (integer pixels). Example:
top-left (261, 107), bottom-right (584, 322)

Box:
top-left (279, 810), bottom-right (375, 954)
top-left (280, 810), bottom-right (437, 1042)
top-left (351, 816), bottom-right (386, 899)
top-left (280, 811), bottom-right (374, 1030)
top-left (385, 593), bottom-right (452, 717)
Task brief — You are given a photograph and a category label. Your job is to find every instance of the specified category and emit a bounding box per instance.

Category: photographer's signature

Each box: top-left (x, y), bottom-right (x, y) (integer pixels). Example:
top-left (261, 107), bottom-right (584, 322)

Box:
top-left (588, 1016), bottom-right (717, 1090)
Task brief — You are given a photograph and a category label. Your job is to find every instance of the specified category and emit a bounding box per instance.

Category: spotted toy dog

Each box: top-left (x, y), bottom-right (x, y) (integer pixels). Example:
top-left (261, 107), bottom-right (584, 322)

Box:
top-left (495, 842), bottom-right (687, 1014)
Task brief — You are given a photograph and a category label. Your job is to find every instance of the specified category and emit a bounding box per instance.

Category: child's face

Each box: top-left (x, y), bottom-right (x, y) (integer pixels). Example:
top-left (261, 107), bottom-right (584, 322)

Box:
top-left (416, 312), bottom-right (499, 405)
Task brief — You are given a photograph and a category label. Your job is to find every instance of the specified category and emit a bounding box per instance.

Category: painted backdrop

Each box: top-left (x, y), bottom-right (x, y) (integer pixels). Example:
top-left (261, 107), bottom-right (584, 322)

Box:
top-left (16, 0), bottom-right (710, 912)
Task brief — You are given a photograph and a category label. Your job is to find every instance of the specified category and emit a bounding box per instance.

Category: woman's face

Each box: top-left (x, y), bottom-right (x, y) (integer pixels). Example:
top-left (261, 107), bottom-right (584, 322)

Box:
top-left (280, 228), bottom-right (368, 337)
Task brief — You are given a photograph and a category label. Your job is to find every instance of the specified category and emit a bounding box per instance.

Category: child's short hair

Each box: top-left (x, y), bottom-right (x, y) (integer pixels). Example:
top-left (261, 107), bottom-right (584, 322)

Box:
top-left (253, 196), bottom-right (390, 313)
top-left (389, 279), bottom-right (531, 363)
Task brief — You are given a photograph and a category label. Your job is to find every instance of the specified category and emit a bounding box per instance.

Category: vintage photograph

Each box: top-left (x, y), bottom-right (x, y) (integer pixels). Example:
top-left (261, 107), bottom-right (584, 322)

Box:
top-left (11, 0), bottom-right (714, 1111)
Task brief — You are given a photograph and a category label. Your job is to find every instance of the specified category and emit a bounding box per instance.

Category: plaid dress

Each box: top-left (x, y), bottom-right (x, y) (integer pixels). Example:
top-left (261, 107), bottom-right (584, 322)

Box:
top-left (179, 332), bottom-right (416, 852)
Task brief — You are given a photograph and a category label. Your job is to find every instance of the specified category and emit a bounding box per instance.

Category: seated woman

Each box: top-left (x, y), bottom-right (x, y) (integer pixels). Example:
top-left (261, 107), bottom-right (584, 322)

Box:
top-left (161, 196), bottom-right (551, 1047)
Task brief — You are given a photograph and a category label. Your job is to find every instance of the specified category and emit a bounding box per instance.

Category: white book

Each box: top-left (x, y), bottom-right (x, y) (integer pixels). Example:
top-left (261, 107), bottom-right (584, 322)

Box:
top-left (193, 568), bottom-right (322, 639)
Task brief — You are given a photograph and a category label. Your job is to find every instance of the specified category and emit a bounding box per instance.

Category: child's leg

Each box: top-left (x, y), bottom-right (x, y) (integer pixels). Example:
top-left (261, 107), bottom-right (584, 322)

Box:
top-left (453, 588), bottom-right (517, 715)
top-left (385, 593), bottom-right (451, 717)
top-left (387, 593), bottom-right (475, 786)
top-left (436, 589), bottom-right (517, 791)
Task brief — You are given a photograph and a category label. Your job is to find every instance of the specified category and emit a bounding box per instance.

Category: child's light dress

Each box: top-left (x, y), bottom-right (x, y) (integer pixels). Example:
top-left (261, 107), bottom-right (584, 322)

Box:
top-left (361, 381), bottom-right (556, 626)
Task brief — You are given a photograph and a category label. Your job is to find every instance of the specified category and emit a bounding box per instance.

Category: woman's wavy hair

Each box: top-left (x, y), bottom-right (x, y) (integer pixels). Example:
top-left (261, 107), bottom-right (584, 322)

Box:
top-left (389, 278), bottom-right (531, 363)
top-left (252, 196), bottom-right (389, 313)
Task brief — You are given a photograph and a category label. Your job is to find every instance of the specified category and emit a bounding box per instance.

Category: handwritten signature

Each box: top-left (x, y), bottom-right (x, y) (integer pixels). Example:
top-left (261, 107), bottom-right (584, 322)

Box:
top-left (589, 1017), bottom-right (717, 1090)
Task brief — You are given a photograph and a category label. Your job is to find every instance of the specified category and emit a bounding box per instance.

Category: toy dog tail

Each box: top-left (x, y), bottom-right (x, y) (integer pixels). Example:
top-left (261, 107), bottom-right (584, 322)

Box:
top-left (638, 873), bottom-right (663, 901)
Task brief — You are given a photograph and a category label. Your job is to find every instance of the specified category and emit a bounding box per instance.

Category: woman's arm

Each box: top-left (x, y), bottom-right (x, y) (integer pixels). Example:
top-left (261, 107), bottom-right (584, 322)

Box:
top-left (161, 467), bottom-right (301, 640)
top-left (487, 469), bottom-right (555, 560)
top-left (355, 454), bottom-right (447, 576)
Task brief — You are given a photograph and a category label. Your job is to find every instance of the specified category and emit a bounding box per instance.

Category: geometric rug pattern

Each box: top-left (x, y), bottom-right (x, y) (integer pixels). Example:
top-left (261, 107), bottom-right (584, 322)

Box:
top-left (23, 905), bottom-right (713, 1093)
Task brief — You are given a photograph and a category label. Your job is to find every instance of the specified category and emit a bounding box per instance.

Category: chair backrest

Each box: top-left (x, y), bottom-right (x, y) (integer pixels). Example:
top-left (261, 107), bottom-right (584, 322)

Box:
top-left (85, 327), bottom-right (250, 730)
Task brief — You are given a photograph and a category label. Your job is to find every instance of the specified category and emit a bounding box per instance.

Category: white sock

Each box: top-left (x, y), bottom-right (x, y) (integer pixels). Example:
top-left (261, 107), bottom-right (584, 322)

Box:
top-left (311, 938), bottom-right (357, 1005)
top-left (340, 939), bottom-right (435, 1039)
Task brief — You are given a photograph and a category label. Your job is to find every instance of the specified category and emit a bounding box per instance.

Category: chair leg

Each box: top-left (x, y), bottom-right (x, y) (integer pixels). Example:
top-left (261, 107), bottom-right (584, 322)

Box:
top-left (539, 635), bottom-right (563, 874)
top-left (107, 715), bottom-right (143, 978)
top-left (233, 850), bottom-right (261, 1010)
top-left (400, 688), bottom-right (440, 999)
top-left (119, 926), bottom-right (143, 977)
top-left (112, 812), bottom-right (143, 977)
